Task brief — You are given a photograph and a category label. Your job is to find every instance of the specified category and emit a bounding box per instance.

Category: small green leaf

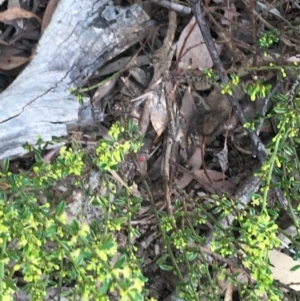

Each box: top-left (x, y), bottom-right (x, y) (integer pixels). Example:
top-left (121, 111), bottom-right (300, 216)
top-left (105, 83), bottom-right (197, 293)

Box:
top-left (70, 219), bottom-right (80, 232)
top-left (267, 209), bottom-right (278, 217)
top-left (114, 254), bottom-right (127, 269)
top-left (56, 201), bottom-right (66, 215)
top-left (159, 264), bottom-right (174, 272)
top-left (290, 264), bottom-right (300, 271)
top-left (212, 206), bottom-right (222, 214)
top-left (75, 252), bottom-right (85, 265)
top-left (187, 252), bottom-right (197, 261)
top-left (46, 225), bottom-right (57, 237)
top-left (8, 251), bottom-right (19, 262)
top-left (113, 217), bottom-right (127, 226)
top-left (156, 254), bottom-right (168, 265)
top-left (99, 240), bottom-right (115, 251)
top-left (1, 158), bottom-right (9, 174)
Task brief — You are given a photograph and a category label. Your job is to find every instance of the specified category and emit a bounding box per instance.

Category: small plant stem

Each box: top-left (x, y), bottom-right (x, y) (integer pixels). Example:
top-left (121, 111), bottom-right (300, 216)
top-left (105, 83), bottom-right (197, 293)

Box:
top-left (57, 258), bottom-right (63, 301)
top-left (131, 157), bottom-right (185, 283)
top-left (230, 65), bottom-right (300, 77)
top-left (126, 190), bottom-right (133, 253)
top-left (53, 234), bottom-right (139, 301)
top-left (0, 236), bottom-right (7, 301)
top-left (184, 216), bottom-right (219, 301)
top-left (263, 127), bottom-right (287, 211)
top-left (289, 138), bottom-right (300, 169)
top-left (79, 71), bottom-right (120, 93)
top-left (179, 210), bottom-right (199, 300)
top-left (103, 174), bottom-right (112, 236)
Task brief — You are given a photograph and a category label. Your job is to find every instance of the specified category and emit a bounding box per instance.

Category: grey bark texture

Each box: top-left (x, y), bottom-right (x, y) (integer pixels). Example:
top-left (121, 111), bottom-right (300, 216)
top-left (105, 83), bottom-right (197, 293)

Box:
top-left (0, 0), bottom-right (153, 160)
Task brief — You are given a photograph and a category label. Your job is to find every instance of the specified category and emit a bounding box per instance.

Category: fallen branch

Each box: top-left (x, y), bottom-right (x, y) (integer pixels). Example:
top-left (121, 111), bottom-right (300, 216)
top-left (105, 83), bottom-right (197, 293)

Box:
top-left (0, 0), bottom-right (154, 160)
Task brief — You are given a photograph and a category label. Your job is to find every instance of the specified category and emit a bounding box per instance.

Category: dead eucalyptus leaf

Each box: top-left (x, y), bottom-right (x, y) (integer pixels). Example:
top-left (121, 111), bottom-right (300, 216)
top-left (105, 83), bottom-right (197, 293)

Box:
top-left (215, 145), bottom-right (228, 172)
top-left (180, 87), bottom-right (198, 120)
top-left (176, 16), bottom-right (222, 70)
top-left (150, 95), bottom-right (168, 137)
top-left (193, 169), bottom-right (236, 194)
top-left (0, 51), bottom-right (35, 70)
top-left (269, 249), bottom-right (300, 291)
top-left (177, 147), bottom-right (203, 189)
top-left (0, 7), bottom-right (42, 23)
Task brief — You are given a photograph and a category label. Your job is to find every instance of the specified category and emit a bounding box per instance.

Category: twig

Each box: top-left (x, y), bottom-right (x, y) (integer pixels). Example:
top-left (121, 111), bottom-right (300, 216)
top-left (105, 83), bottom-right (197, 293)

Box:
top-left (148, 0), bottom-right (191, 15)
top-left (139, 11), bottom-right (177, 136)
top-left (163, 83), bottom-right (177, 216)
top-left (189, 0), bottom-right (268, 163)
top-left (169, 159), bottom-right (225, 196)
top-left (256, 82), bottom-right (280, 136)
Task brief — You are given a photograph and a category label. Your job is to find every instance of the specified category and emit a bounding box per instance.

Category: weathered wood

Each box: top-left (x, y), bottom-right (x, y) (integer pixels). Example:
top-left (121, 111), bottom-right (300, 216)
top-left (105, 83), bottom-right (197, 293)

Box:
top-left (0, 0), bottom-right (153, 160)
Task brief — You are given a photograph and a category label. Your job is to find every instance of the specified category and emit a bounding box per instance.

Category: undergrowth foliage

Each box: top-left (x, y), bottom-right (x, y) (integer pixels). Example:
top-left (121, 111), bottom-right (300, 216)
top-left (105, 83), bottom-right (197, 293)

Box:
top-left (0, 120), bottom-right (146, 301)
top-left (1, 73), bottom-right (300, 300)
top-left (155, 67), bottom-right (300, 301)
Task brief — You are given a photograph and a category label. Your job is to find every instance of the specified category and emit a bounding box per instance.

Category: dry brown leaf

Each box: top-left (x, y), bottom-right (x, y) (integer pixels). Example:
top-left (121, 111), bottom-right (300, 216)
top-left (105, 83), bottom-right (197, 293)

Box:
top-left (92, 77), bottom-right (118, 105)
top-left (176, 16), bottom-right (221, 70)
top-left (221, 4), bottom-right (240, 26)
top-left (277, 226), bottom-right (297, 249)
top-left (0, 52), bottom-right (35, 70)
top-left (238, 246), bottom-right (300, 292)
top-left (150, 83), bottom-right (172, 137)
top-left (215, 145), bottom-right (228, 172)
top-left (177, 147), bottom-right (203, 189)
top-left (177, 87), bottom-right (199, 162)
top-left (109, 170), bottom-right (130, 190)
top-left (180, 87), bottom-right (198, 120)
top-left (150, 96), bottom-right (168, 137)
top-left (193, 169), bottom-right (236, 194)
top-left (0, 7), bottom-right (42, 23)
top-left (286, 55), bottom-right (300, 63)
top-left (41, 0), bottom-right (60, 34)
top-left (224, 284), bottom-right (233, 301)
top-left (269, 249), bottom-right (300, 291)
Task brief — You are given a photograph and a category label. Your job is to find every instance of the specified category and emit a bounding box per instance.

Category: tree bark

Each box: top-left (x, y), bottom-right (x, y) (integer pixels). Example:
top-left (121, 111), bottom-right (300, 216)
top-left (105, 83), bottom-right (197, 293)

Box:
top-left (0, 0), bottom-right (153, 160)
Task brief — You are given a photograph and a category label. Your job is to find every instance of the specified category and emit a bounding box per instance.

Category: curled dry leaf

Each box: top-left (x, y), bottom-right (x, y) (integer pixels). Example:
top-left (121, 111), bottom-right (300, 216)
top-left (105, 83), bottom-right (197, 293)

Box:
top-left (176, 16), bottom-right (222, 70)
top-left (150, 93), bottom-right (168, 137)
top-left (193, 169), bottom-right (236, 194)
top-left (178, 87), bottom-right (199, 161)
top-left (176, 147), bottom-right (203, 189)
top-left (0, 7), bottom-right (42, 23)
top-left (41, 0), bottom-right (60, 34)
top-left (277, 225), bottom-right (297, 249)
top-left (215, 145), bottom-right (228, 172)
top-left (180, 86), bottom-right (198, 120)
top-left (0, 51), bottom-right (35, 70)
top-left (150, 82), bottom-right (173, 137)
top-left (269, 249), bottom-right (300, 291)
top-left (92, 77), bottom-right (118, 106)
top-left (286, 55), bottom-right (300, 63)
top-left (222, 4), bottom-right (240, 26)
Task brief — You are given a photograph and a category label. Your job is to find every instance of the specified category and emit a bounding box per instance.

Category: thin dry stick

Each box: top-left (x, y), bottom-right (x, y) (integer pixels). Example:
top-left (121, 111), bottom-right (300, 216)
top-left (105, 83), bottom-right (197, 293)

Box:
top-left (191, 0), bottom-right (290, 213)
top-left (161, 10), bottom-right (177, 216)
top-left (189, 0), bottom-right (268, 163)
top-left (139, 11), bottom-right (177, 136)
top-left (139, 10), bottom-right (177, 215)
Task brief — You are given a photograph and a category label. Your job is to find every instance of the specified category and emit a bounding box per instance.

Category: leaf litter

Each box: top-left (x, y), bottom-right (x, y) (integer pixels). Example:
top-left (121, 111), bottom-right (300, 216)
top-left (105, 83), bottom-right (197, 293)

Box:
top-left (2, 0), bottom-right (300, 300)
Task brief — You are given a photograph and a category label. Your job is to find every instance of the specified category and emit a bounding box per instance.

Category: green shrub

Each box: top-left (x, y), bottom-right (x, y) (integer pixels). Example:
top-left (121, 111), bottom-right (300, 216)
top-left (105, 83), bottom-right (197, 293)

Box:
top-left (0, 120), bottom-right (145, 301)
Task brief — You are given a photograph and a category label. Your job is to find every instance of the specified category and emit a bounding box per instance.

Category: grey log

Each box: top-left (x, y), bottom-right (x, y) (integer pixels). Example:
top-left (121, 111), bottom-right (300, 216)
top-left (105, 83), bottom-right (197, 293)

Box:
top-left (0, 0), bottom-right (153, 160)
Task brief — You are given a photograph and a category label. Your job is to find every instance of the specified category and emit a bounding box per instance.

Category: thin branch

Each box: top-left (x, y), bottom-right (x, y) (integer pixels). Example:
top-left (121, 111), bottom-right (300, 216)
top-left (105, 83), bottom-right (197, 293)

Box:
top-left (189, 0), bottom-right (268, 163)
